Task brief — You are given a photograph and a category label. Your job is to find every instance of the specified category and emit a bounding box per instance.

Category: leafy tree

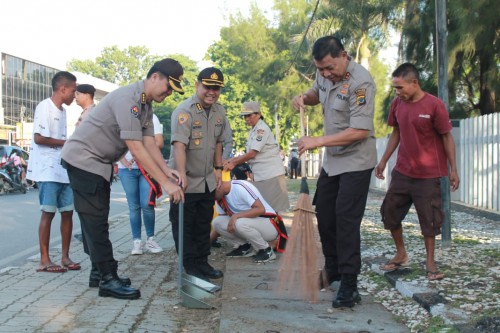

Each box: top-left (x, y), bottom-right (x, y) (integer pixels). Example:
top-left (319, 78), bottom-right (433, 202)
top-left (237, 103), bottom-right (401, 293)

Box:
top-left (68, 46), bottom-right (158, 86)
top-left (397, 0), bottom-right (498, 116)
top-left (68, 48), bottom-right (200, 156)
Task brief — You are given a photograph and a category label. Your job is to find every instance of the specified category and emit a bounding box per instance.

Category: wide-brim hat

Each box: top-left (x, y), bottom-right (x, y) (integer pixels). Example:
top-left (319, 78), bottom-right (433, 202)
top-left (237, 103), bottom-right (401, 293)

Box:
top-left (239, 101), bottom-right (260, 116)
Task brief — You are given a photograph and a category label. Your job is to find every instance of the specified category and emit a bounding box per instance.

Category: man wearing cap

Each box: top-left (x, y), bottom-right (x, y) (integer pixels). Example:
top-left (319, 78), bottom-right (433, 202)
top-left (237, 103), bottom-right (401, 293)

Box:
top-left (169, 67), bottom-right (227, 281)
top-left (224, 101), bottom-right (290, 214)
top-left (61, 58), bottom-right (185, 300)
top-left (75, 84), bottom-right (96, 126)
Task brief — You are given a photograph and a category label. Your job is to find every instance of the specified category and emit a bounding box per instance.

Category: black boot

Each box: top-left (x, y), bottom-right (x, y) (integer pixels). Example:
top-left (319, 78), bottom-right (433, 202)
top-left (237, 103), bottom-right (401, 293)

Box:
top-left (196, 258), bottom-right (223, 279)
top-left (332, 274), bottom-right (361, 308)
top-left (319, 268), bottom-right (341, 290)
top-left (89, 263), bottom-right (131, 288)
top-left (184, 258), bottom-right (210, 281)
top-left (321, 257), bottom-right (341, 290)
top-left (97, 261), bottom-right (140, 300)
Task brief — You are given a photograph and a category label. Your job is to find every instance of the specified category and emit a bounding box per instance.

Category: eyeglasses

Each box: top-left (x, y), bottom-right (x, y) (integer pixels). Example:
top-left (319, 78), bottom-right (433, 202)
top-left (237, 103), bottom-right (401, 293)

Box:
top-left (202, 84), bottom-right (221, 91)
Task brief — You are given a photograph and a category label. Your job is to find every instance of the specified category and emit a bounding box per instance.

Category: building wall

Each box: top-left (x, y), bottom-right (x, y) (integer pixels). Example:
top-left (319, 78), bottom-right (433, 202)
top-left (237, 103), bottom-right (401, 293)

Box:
top-left (0, 52), bottom-right (118, 147)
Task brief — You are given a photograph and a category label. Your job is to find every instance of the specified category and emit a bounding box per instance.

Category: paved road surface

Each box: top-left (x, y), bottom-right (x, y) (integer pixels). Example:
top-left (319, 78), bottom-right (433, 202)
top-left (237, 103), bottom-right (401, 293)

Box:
top-left (0, 180), bottom-right (129, 270)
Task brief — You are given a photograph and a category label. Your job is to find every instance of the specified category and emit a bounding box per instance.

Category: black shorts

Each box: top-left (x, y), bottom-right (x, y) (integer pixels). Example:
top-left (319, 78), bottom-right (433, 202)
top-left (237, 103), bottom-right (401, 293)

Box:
top-left (381, 170), bottom-right (443, 237)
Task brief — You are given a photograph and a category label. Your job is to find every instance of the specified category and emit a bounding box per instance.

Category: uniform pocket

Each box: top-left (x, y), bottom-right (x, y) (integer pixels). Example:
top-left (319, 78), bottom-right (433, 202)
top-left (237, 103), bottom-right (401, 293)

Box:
top-left (188, 131), bottom-right (204, 150)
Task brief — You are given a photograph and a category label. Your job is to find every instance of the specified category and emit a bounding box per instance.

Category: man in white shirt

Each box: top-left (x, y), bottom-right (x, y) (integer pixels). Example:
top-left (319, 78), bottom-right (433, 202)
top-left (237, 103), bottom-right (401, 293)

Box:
top-left (27, 71), bottom-right (80, 273)
top-left (213, 170), bottom-right (287, 263)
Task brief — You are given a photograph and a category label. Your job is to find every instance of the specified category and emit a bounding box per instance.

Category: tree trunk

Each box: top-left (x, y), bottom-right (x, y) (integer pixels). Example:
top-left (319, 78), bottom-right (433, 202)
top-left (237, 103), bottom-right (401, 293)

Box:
top-left (478, 50), bottom-right (498, 114)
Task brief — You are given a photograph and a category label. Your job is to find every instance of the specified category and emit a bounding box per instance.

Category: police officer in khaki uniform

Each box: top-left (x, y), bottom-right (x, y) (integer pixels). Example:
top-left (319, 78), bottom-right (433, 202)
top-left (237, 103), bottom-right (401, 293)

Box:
top-left (61, 58), bottom-right (185, 300)
top-left (224, 101), bottom-right (289, 214)
top-left (292, 36), bottom-right (377, 308)
top-left (169, 67), bottom-right (227, 280)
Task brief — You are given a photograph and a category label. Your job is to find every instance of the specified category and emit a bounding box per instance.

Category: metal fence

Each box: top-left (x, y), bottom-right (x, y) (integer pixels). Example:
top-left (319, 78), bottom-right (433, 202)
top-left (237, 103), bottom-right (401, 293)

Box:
top-left (372, 113), bottom-right (500, 213)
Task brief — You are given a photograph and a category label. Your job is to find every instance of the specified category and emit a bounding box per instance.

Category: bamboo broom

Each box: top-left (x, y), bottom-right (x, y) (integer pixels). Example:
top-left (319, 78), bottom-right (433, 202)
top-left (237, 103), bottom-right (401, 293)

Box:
top-left (276, 105), bottom-right (320, 302)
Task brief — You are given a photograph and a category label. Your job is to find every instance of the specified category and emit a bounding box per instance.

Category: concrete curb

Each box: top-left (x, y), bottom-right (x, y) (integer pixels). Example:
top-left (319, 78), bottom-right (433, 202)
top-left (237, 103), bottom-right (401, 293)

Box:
top-left (366, 259), bottom-right (470, 326)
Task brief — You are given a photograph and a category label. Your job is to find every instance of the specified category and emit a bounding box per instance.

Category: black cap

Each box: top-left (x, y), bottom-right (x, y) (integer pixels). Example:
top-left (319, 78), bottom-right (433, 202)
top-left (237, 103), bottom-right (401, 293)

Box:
top-left (76, 84), bottom-right (96, 95)
top-left (197, 67), bottom-right (224, 87)
top-left (149, 58), bottom-right (184, 94)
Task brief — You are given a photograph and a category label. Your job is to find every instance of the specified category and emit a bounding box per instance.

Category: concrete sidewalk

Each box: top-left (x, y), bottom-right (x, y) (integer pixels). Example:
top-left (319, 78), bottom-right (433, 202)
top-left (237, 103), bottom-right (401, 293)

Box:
top-left (0, 198), bottom-right (411, 333)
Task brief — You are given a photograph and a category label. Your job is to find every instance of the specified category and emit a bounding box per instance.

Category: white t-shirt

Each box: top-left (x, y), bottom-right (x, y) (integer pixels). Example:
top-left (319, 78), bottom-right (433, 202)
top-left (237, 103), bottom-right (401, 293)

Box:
top-left (117, 113), bottom-right (163, 170)
top-left (27, 98), bottom-right (69, 183)
top-left (216, 180), bottom-right (275, 215)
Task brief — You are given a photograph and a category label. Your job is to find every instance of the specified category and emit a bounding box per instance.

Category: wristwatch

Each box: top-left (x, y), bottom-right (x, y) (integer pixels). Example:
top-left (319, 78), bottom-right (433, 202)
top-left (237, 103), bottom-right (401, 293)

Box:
top-left (214, 166), bottom-right (223, 170)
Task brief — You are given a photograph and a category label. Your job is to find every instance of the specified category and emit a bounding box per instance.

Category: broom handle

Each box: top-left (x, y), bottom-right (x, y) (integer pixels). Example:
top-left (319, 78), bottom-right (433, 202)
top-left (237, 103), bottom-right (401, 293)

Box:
top-left (299, 105), bottom-right (306, 178)
top-left (178, 201), bottom-right (184, 296)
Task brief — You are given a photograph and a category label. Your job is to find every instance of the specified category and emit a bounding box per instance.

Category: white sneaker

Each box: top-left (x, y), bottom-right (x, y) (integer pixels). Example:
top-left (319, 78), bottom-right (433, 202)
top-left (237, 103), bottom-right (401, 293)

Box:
top-left (145, 237), bottom-right (163, 253)
top-left (131, 239), bottom-right (143, 255)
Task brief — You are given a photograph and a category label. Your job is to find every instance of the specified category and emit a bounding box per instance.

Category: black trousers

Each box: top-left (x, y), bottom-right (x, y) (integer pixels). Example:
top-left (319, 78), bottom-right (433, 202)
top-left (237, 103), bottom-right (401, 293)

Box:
top-left (64, 161), bottom-right (114, 264)
top-left (169, 184), bottom-right (215, 266)
top-left (313, 168), bottom-right (373, 275)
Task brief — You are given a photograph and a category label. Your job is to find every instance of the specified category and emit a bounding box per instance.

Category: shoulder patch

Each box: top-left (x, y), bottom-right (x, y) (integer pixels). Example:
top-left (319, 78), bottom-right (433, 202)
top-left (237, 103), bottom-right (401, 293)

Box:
top-left (355, 89), bottom-right (367, 106)
top-left (256, 129), bottom-right (265, 135)
top-left (130, 106), bottom-right (140, 118)
top-left (178, 113), bottom-right (189, 124)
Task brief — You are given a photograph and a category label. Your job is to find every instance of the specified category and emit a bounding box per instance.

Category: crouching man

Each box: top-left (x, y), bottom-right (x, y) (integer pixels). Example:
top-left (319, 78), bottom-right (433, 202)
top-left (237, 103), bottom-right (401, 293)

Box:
top-left (213, 169), bottom-right (287, 263)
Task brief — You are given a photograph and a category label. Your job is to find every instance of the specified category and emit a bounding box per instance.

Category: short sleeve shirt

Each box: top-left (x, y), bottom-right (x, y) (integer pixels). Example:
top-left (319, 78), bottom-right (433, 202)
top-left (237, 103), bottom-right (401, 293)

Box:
top-left (388, 93), bottom-right (452, 178)
top-left (312, 59), bottom-right (377, 176)
top-left (222, 117), bottom-right (233, 160)
top-left (61, 81), bottom-right (154, 181)
top-left (118, 113), bottom-right (162, 170)
top-left (27, 98), bottom-right (69, 183)
top-left (245, 119), bottom-right (285, 181)
top-left (215, 180), bottom-right (275, 215)
top-left (168, 95), bottom-right (227, 193)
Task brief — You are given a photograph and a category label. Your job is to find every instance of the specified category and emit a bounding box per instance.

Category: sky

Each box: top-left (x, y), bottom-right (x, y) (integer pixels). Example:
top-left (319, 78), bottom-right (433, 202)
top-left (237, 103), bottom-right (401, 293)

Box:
top-left (0, 0), bottom-right (274, 70)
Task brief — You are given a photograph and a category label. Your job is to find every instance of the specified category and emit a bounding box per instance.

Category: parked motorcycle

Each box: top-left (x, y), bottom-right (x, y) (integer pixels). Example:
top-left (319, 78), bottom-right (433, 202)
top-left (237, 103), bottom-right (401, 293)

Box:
top-left (0, 159), bottom-right (27, 194)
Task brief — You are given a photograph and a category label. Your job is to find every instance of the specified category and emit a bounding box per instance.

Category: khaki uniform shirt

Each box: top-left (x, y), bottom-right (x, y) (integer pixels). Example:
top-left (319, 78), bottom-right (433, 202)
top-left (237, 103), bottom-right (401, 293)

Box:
top-left (169, 95), bottom-right (227, 193)
top-left (61, 81), bottom-right (154, 181)
top-left (312, 59), bottom-right (377, 176)
top-left (246, 119), bottom-right (285, 181)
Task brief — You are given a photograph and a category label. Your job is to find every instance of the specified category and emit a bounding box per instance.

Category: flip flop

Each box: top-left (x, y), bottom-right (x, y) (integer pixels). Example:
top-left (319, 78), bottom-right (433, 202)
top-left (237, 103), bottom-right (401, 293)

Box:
top-left (379, 259), bottom-right (410, 272)
top-left (427, 271), bottom-right (445, 281)
top-left (36, 264), bottom-right (67, 273)
top-left (62, 262), bottom-right (81, 271)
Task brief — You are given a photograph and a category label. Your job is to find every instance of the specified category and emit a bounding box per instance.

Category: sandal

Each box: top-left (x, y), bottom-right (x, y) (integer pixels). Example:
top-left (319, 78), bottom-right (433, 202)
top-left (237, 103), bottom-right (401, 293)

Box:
top-left (379, 259), bottom-right (410, 272)
top-left (36, 264), bottom-right (67, 273)
top-left (427, 271), bottom-right (444, 281)
top-left (62, 262), bottom-right (81, 271)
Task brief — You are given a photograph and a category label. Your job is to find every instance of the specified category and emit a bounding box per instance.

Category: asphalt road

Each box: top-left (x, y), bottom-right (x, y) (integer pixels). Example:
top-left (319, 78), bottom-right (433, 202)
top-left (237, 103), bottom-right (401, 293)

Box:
top-left (0, 180), bottom-right (129, 270)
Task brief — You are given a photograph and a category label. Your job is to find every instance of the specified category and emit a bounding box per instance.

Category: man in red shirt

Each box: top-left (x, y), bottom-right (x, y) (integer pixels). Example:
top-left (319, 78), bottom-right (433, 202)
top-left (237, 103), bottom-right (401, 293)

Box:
top-left (375, 63), bottom-right (459, 281)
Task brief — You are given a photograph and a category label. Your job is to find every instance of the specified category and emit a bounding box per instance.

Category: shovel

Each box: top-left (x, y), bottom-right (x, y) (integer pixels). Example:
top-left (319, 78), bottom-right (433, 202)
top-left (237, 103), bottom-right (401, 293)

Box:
top-left (177, 201), bottom-right (217, 309)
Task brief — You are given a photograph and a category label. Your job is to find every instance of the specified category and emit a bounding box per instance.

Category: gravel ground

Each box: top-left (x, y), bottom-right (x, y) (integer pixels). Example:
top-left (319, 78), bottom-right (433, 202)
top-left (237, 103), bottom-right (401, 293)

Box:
top-left (358, 190), bottom-right (500, 333)
top-left (285, 185), bottom-right (499, 333)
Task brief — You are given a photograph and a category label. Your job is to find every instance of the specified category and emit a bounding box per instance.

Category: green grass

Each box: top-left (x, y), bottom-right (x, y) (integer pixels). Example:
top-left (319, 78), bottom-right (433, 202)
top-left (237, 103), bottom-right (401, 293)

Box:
top-left (285, 177), bottom-right (317, 193)
top-left (417, 316), bottom-right (460, 333)
top-left (480, 248), bottom-right (500, 260)
top-left (452, 236), bottom-right (481, 245)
